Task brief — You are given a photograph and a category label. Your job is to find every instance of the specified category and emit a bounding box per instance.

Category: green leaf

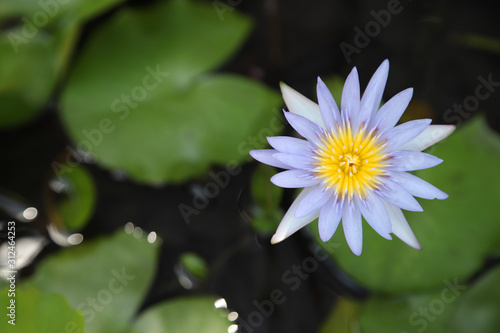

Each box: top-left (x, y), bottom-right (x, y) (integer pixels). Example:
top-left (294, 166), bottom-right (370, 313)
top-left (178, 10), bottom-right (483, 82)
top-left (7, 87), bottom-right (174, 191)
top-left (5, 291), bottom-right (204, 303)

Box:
top-left (27, 230), bottom-right (159, 333)
top-left (60, 0), bottom-right (282, 184)
top-left (359, 266), bottom-right (500, 333)
top-left (0, 286), bottom-right (84, 333)
top-left (0, 0), bottom-right (126, 25)
top-left (312, 116), bottom-right (500, 293)
top-left (451, 265), bottom-right (500, 333)
top-left (0, 31), bottom-right (58, 128)
top-left (179, 252), bottom-right (208, 280)
top-left (129, 296), bottom-right (231, 333)
top-left (359, 287), bottom-right (460, 333)
top-left (51, 165), bottom-right (96, 231)
top-left (320, 298), bottom-right (362, 333)
top-left (0, 0), bottom-right (129, 129)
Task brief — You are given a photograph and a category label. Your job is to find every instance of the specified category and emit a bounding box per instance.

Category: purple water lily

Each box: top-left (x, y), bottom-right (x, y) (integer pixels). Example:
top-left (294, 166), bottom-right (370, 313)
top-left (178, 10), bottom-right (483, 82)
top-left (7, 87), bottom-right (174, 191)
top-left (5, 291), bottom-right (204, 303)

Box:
top-left (250, 60), bottom-right (455, 255)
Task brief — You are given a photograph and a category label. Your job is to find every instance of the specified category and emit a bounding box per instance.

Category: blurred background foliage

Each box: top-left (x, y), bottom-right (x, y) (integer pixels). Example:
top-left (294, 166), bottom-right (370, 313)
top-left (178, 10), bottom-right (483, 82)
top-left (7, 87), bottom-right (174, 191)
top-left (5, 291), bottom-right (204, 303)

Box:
top-left (0, 0), bottom-right (499, 332)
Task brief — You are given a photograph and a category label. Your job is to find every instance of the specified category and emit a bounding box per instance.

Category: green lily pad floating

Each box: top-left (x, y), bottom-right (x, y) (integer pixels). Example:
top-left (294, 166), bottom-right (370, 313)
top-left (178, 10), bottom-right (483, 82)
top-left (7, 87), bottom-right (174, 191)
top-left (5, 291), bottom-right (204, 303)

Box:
top-left (451, 265), bottom-right (500, 333)
top-left (60, 0), bottom-right (282, 184)
top-left (0, 286), bottom-right (84, 333)
top-left (0, 30), bottom-right (58, 128)
top-left (0, 0), bottom-right (127, 129)
top-left (312, 116), bottom-right (500, 293)
top-left (26, 230), bottom-right (159, 333)
top-left (179, 252), bottom-right (208, 280)
top-left (359, 287), bottom-right (460, 333)
top-left (0, 0), bottom-right (126, 26)
top-left (130, 296), bottom-right (231, 333)
top-left (358, 266), bottom-right (500, 333)
top-left (319, 298), bottom-right (362, 333)
top-left (48, 164), bottom-right (96, 231)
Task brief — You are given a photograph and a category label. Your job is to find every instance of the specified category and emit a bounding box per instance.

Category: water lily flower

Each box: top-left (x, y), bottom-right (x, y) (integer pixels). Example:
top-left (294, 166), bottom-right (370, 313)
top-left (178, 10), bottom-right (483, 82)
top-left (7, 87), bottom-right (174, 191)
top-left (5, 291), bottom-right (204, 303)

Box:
top-left (250, 60), bottom-right (455, 255)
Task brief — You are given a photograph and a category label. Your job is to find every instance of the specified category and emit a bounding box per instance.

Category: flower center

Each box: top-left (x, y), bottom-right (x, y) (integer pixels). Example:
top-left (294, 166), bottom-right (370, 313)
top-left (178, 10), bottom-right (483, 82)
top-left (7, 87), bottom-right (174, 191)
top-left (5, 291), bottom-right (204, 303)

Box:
top-left (313, 124), bottom-right (388, 200)
top-left (339, 153), bottom-right (360, 175)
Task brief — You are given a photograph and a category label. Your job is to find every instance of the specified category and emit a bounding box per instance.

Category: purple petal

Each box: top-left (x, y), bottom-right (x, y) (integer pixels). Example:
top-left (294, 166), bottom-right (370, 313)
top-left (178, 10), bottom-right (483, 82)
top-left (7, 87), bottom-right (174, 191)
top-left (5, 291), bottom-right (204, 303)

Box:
top-left (358, 193), bottom-right (392, 239)
top-left (280, 82), bottom-right (324, 127)
top-left (389, 150), bottom-right (443, 171)
top-left (271, 169), bottom-right (319, 188)
top-left (267, 136), bottom-right (313, 155)
top-left (273, 152), bottom-right (315, 170)
top-left (341, 67), bottom-right (361, 130)
top-left (383, 119), bottom-right (432, 150)
top-left (398, 125), bottom-right (456, 152)
top-left (318, 197), bottom-right (342, 242)
top-left (359, 59), bottom-right (390, 127)
top-left (370, 88), bottom-right (413, 133)
top-left (382, 201), bottom-right (421, 250)
top-left (284, 111), bottom-right (323, 146)
top-left (295, 185), bottom-right (332, 218)
top-left (377, 178), bottom-right (423, 212)
top-left (317, 77), bottom-right (340, 131)
top-left (271, 186), bottom-right (320, 244)
top-left (342, 203), bottom-right (363, 256)
top-left (391, 172), bottom-right (448, 200)
top-left (249, 149), bottom-right (290, 169)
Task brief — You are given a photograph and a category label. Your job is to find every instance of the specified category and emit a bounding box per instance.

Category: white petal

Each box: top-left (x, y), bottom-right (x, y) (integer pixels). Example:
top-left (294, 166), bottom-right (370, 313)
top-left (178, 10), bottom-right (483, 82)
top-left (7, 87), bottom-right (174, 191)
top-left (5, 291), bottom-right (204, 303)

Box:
top-left (341, 67), bottom-right (361, 130)
top-left (318, 197), bottom-right (342, 242)
top-left (377, 178), bottom-right (423, 212)
top-left (398, 125), bottom-right (456, 151)
top-left (358, 193), bottom-right (392, 239)
top-left (359, 59), bottom-right (390, 126)
top-left (317, 77), bottom-right (340, 131)
top-left (280, 82), bottom-right (324, 128)
top-left (249, 149), bottom-right (290, 169)
top-left (267, 136), bottom-right (313, 155)
top-left (271, 169), bottom-right (319, 188)
top-left (271, 186), bottom-right (320, 244)
top-left (384, 119), bottom-right (432, 150)
top-left (284, 111), bottom-right (323, 146)
top-left (382, 200), bottom-right (421, 250)
top-left (342, 203), bottom-right (363, 256)
top-left (391, 172), bottom-right (448, 200)
top-left (389, 150), bottom-right (443, 171)
top-left (273, 152), bottom-right (315, 170)
top-left (370, 88), bottom-right (413, 132)
top-left (295, 184), bottom-right (332, 218)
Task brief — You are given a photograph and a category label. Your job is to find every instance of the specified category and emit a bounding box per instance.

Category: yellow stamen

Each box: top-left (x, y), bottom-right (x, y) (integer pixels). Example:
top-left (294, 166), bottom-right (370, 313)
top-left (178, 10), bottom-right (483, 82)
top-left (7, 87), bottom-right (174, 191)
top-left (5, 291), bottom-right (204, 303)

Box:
top-left (314, 124), bottom-right (388, 200)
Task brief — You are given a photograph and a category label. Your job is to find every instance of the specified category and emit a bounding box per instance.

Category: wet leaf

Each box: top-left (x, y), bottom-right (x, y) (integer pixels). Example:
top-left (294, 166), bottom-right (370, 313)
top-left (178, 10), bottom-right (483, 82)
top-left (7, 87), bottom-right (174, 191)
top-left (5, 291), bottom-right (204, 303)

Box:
top-left (0, 286), bottom-right (84, 333)
top-left (27, 230), bottom-right (159, 333)
top-left (130, 296), bottom-right (230, 333)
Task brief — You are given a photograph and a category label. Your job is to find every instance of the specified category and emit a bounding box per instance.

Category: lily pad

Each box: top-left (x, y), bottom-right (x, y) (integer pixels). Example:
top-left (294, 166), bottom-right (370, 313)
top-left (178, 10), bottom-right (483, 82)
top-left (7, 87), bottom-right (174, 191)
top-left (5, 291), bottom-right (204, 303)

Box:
top-left (451, 265), bottom-right (500, 333)
top-left (60, 0), bottom-right (282, 184)
top-left (0, 286), bottom-right (84, 333)
top-left (27, 230), bottom-right (159, 333)
top-left (359, 287), bottom-right (460, 333)
top-left (0, 30), bottom-right (58, 128)
top-left (129, 296), bottom-right (231, 333)
top-left (319, 298), bottom-right (362, 333)
top-left (358, 265), bottom-right (500, 333)
top-left (0, 0), bottom-right (125, 129)
top-left (0, 0), bottom-right (126, 25)
top-left (179, 252), bottom-right (208, 280)
top-left (48, 164), bottom-right (96, 231)
top-left (313, 116), bottom-right (500, 293)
